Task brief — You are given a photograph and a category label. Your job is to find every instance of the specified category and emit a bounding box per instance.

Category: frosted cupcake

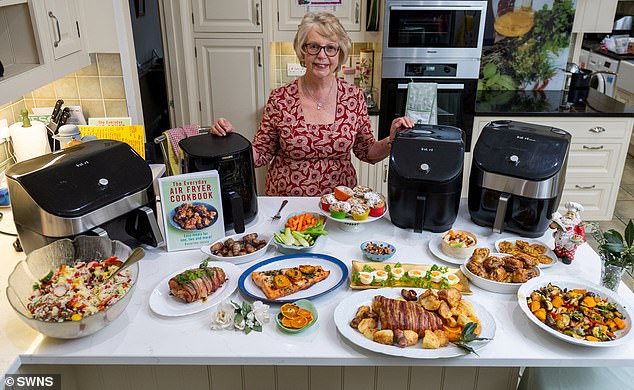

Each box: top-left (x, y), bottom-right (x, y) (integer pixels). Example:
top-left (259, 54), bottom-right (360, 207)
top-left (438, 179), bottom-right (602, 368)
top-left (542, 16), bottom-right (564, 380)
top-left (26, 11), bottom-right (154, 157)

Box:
top-left (334, 185), bottom-right (354, 201)
top-left (353, 185), bottom-right (373, 198)
top-left (330, 201), bottom-right (351, 219)
top-left (346, 197), bottom-right (364, 207)
top-left (351, 204), bottom-right (370, 221)
top-left (320, 193), bottom-right (337, 211)
top-left (364, 192), bottom-right (386, 217)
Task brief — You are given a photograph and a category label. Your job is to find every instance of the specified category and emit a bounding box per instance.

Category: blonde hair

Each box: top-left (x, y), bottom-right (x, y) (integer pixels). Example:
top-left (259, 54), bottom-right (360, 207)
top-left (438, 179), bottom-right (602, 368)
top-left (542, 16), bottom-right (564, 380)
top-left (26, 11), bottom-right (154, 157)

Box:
top-left (293, 12), bottom-right (351, 73)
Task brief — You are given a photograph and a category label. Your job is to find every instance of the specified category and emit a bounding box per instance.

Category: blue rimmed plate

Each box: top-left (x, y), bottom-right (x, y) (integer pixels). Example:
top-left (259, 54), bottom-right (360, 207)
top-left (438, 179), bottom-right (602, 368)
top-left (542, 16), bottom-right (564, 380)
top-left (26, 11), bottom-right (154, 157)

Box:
top-left (238, 253), bottom-right (348, 303)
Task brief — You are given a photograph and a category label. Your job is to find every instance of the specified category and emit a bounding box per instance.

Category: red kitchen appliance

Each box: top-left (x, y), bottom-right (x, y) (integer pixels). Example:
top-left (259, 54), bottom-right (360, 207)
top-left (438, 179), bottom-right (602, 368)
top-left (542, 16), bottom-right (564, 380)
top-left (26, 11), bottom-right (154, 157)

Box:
top-left (468, 120), bottom-right (571, 237)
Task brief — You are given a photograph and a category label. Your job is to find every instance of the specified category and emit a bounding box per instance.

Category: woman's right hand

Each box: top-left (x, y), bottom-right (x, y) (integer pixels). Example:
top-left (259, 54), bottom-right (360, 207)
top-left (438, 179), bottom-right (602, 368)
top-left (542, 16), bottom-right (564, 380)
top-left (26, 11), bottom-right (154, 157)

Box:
top-left (210, 117), bottom-right (235, 136)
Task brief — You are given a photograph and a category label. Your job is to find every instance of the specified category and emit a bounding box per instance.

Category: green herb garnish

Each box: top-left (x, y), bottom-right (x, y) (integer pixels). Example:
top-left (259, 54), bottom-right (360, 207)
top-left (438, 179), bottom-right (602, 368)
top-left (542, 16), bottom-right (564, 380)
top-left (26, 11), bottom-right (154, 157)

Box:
top-left (362, 265), bottom-right (375, 273)
top-left (40, 270), bottom-right (54, 284)
top-left (451, 322), bottom-right (492, 356)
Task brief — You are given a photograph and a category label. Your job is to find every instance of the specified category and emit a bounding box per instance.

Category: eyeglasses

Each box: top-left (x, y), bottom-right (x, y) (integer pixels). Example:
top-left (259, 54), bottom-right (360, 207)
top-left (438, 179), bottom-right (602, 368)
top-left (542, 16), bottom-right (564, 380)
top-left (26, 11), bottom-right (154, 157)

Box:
top-left (303, 43), bottom-right (340, 57)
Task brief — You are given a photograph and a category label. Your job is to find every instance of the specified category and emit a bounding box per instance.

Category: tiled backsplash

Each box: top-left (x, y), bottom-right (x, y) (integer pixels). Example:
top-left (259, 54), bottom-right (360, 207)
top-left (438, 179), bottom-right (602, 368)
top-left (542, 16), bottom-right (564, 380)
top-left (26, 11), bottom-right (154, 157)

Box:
top-left (269, 42), bottom-right (381, 90)
top-left (0, 53), bottom-right (128, 125)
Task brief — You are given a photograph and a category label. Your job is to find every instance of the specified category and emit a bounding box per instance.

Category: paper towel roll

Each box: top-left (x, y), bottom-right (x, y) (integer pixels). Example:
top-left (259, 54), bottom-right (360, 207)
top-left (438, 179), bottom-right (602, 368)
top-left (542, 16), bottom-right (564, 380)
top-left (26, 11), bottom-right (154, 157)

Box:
top-left (9, 120), bottom-right (51, 162)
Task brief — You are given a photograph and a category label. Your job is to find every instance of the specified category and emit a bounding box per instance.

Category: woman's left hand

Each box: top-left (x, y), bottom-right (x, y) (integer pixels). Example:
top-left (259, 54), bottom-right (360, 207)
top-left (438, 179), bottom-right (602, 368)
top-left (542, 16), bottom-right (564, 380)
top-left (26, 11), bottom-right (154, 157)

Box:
top-left (389, 116), bottom-right (415, 142)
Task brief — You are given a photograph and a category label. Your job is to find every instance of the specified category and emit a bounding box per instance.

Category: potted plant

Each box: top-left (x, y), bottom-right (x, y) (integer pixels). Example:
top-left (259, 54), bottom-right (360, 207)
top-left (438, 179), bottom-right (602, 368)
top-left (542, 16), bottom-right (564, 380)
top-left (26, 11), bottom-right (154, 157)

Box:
top-left (589, 220), bottom-right (634, 291)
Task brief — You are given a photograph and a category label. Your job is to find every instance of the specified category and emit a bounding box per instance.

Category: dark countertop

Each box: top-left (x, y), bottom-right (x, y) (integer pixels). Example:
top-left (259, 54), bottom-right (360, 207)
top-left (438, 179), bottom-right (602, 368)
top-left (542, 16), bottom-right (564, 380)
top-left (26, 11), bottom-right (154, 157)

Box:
top-left (475, 89), bottom-right (634, 117)
top-left (582, 40), bottom-right (634, 61)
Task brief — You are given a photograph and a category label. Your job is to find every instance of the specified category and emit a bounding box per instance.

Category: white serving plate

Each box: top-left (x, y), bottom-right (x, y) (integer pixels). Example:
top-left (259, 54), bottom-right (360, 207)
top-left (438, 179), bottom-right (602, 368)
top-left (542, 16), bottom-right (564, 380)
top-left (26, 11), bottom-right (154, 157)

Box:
top-left (494, 237), bottom-right (557, 268)
top-left (333, 288), bottom-right (496, 358)
top-left (517, 277), bottom-right (634, 347)
top-left (149, 261), bottom-right (240, 317)
top-left (200, 231), bottom-right (272, 264)
top-left (428, 236), bottom-right (470, 265)
top-left (461, 253), bottom-right (540, 294)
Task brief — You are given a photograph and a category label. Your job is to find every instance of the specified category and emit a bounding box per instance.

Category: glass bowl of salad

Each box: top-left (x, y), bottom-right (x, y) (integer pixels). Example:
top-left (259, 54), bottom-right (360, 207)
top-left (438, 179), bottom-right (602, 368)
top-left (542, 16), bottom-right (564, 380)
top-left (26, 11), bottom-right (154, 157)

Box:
top-left (6, 235), bottom-right (139, 339)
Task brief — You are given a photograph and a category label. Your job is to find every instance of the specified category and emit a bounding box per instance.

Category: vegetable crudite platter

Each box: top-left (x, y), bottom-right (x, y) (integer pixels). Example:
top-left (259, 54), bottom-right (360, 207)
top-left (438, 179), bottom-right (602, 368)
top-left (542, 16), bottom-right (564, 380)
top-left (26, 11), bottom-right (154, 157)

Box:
top-left (273, 212), bottom-right (328, 253)
top-left (318, 185), bottom-right (387, 232)
top-left (350, 261), bottom-right (472, 294)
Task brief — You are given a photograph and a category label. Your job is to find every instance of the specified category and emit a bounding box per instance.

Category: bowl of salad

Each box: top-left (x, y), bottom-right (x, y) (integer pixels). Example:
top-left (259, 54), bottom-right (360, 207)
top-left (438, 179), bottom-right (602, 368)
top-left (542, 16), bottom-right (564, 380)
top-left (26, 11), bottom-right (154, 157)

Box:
top-left (440, 230), bottom-right (478, 260)
top-left (6, 235), bottom-right (139, 339)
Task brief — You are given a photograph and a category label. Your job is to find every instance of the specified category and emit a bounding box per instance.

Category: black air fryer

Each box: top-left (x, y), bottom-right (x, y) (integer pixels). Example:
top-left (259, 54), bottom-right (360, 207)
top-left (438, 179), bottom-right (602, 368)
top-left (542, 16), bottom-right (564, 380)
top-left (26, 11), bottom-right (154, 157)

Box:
top-left (179, 133), bottom-right (257, 233)
top-left (388, 124), bottom-right (464, 233)
top-left (469, 120), bottom-right (571, 237)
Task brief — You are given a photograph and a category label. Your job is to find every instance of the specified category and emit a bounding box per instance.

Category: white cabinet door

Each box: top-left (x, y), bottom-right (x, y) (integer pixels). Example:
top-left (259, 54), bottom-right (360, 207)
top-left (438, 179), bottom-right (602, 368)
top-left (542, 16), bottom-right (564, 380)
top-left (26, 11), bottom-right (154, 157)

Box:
top-left (192, 0), bottom-right (262, 33)
top-left (44, 0), bottom-right (82, 60)
top-left (277, 0), bottom-right (361, 32)
top-left (572, 0), bottom-right (618, 33)
top-left (195, 38), bottom-right (267, 193)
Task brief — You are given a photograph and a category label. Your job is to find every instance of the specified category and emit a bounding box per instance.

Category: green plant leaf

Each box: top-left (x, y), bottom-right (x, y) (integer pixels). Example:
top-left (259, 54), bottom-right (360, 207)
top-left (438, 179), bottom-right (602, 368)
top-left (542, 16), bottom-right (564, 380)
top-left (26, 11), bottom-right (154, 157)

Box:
top-left (625, 220), bottom-right (634, 247)
top-left (605, 230), bottom-right (624, 245)
top-left (483, 62), bottom-right (497, 79)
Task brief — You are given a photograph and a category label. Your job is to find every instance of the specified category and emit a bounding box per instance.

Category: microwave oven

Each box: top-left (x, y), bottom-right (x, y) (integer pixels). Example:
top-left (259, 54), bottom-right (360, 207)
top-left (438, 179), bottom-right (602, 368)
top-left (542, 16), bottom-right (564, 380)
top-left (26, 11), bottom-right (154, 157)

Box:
top-left (383, 0), bottom-right (488, 60)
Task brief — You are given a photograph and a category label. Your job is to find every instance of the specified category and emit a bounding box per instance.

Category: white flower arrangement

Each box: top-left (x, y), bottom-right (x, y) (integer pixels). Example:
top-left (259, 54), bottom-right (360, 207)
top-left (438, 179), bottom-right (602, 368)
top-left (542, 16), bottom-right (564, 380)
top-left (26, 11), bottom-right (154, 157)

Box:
top-left (211, 299), bottom-right (270, 334)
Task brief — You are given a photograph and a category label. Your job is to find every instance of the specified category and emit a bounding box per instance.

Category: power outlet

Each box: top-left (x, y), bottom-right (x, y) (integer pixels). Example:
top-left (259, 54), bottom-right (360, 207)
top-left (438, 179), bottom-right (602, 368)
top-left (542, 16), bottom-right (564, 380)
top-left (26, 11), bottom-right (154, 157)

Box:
top-left (287, 63), bottom-right (306, 77)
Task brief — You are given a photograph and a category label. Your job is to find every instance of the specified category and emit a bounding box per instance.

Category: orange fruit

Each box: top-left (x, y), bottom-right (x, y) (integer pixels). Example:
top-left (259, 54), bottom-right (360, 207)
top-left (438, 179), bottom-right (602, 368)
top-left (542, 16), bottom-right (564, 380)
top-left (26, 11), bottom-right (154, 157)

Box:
top-left (281, 317), bottom-right (294, 328)
top-left (297, 308), bottom-right (313, 318)
top-left (291, 316), bottom-right (309, 329)
top-left (280, 303), bottom-right (300, 319)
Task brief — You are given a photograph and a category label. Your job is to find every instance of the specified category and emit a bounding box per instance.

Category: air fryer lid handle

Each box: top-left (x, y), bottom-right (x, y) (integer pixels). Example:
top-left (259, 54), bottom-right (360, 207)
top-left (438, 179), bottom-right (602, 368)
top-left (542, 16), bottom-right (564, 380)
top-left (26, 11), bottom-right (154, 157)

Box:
top-left (473, 120), bottom-right (571, 180)
top-left (5, 140), bottom-right (152, 217)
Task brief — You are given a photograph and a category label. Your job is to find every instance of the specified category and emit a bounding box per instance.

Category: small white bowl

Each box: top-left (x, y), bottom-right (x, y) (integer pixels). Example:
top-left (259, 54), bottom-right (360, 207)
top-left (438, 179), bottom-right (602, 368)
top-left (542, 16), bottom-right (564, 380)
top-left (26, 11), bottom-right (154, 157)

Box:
top-left (200, 232), bottom-right (271, 264)
top-left (461, 253), bottom-right (540, 294)
top-left (440, 230), bottom-right (478, 260)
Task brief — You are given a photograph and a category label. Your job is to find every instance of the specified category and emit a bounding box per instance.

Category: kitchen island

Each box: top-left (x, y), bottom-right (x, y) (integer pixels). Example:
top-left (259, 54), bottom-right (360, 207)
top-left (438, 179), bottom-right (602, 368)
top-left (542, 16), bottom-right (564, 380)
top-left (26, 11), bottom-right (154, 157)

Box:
top-left (2, 197), bottom-right (634, 389)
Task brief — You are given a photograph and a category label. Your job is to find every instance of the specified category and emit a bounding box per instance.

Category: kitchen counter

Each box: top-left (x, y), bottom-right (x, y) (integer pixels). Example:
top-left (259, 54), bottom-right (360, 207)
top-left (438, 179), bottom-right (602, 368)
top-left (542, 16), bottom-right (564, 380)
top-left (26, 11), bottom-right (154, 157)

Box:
top-left (582, 40), bottom-right (634, 61)
top-left (475, 89), bottom-right (634, 116)
top-left (3, 196), bottom-right (634, 379)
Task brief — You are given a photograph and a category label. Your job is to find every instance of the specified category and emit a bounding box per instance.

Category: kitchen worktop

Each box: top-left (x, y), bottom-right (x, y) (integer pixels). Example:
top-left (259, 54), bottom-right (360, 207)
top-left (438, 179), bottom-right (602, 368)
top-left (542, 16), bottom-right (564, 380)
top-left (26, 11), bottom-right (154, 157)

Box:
top-left (582, 40), bottom-right (634, 61)
top-left (475, 88), bottom-right (634, 116)
top-left (3, 196), bottom-right (634, 379)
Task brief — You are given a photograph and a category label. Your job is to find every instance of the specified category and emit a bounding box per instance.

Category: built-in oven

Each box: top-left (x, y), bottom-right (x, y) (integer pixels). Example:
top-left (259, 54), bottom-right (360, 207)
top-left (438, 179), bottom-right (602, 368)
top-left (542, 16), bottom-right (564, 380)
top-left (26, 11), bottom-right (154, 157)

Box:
top-left (383, 0), bottom-right (488, 60)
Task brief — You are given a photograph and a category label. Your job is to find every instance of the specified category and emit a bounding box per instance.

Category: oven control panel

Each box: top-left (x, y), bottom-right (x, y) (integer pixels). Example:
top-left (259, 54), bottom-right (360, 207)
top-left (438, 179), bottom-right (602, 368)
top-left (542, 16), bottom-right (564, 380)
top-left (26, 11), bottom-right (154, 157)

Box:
top-left (404, 63), bottom-right (457, 77)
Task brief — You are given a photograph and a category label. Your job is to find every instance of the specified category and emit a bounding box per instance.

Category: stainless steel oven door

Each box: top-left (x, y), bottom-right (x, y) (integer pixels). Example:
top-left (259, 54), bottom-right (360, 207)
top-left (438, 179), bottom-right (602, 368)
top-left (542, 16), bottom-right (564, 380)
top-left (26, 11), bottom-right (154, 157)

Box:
top-left (383, 0), bottom-right (488, 60)
top-left (379, 78), bottom-right (477, 151)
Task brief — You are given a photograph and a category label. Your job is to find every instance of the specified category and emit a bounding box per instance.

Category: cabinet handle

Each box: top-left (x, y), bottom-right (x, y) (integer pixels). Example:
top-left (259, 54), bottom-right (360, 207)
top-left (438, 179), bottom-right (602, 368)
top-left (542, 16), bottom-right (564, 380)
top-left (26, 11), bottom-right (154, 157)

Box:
top-left (355, 2), bottom-right (360, 24)
top-left (48, 11), bottom-right (61, 48)
top-left (575, 184), bottom-right (596, 189)
top-left (582, 145), bottom-right (604, 150)
top-left (255, 2), bottom-right (261, 26)
top-left (589, 126), bottom-right (606, 133)
top-left (257, 46), bottom-right (262, 67)
top-left (382, 165), bottom-right (388, 183)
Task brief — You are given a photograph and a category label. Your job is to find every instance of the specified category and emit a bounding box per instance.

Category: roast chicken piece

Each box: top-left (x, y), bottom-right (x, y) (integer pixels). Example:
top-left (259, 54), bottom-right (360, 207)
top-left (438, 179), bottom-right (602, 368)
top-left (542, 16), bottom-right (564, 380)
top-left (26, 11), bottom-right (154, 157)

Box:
top-left (502, 256), bottom-right (523, 272)
top-left (489, 267), bottom-right (509, 282)
top-left (471, 248), bottom-right (490, 263)
top-left (511, 268), bottom-right (539, 283)
top-left (466, 261), bottom-right (488, 278)
top-left (515, 253), bottom-right (538, 268)
top-left (373, 295), bottom-right (443, 337)
top-left (168, 267), bottom-right (227, 303)
top-left (483, 256), bottom-right (505, 271)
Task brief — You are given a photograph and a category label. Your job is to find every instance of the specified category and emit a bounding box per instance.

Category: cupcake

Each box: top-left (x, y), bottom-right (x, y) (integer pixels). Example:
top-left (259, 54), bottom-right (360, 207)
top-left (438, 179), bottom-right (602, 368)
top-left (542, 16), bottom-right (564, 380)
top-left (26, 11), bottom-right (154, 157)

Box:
top-left (350, 204), bottom-right (370, 221)
top-left (353, 185), bottom-right (373, 198)
top-left (330, 201), bottom-right (351, 219)
top-left (334, 185), bottom-right (354, 201)
top-left (364, 192), bottom-right (385, 217)
top-left (346, 197), bottom-right (364, 207)
top-left (320, 193), bottom-right (337, 211)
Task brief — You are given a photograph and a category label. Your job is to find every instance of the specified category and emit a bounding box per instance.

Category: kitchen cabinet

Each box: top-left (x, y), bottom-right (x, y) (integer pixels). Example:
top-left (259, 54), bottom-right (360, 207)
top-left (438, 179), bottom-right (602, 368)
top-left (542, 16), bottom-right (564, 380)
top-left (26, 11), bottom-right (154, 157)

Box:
top-left (192, 0), bottom-right (262, 33)
top-left (572, 0), bottom-right (618, 33)
top-left (472, 116), bottom-right (634, 221)
top-left (0, 0), bottom-right (89, 105)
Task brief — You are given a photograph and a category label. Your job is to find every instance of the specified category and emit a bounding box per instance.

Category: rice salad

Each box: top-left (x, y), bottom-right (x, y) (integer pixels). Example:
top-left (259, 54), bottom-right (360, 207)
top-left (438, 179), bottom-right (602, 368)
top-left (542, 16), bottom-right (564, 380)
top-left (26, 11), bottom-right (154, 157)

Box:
top-left (28, 257), bottom-right (132, 322)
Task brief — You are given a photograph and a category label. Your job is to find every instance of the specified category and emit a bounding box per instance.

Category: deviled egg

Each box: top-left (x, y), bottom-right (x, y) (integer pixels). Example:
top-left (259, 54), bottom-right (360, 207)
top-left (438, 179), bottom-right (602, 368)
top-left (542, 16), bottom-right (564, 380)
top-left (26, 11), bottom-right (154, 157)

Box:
top-left (391, 267), bottom-right (405, 280)
top-left (372, 270), bottom-right (389, 282)
top-left (445, 273), bottom-right (460, 286)
top-left (407, 269), bottom-right (424, 279)
top-left (429, 270), bottom-right (444, 283)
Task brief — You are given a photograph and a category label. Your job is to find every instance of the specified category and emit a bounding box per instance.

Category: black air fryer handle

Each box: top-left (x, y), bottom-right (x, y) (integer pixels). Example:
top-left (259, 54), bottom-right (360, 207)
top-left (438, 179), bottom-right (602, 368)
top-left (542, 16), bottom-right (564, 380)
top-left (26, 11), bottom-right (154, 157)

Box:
top-left (493, 193), bottom-right (511, 234)
top-left (229, 191), bottom-right (245, 233)
top-left (414, 194), bottom-right (426, 233)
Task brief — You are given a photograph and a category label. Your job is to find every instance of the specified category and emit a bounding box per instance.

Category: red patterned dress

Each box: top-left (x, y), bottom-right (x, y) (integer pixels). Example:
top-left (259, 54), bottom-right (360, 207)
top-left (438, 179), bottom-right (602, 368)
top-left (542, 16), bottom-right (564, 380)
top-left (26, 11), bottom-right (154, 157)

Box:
top-left (252, 78), bottom-right (377, 196)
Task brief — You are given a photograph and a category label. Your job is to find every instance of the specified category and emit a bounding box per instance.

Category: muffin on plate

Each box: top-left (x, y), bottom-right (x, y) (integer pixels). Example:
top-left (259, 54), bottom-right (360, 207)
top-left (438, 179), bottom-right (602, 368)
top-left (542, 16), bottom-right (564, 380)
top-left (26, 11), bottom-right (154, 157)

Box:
top-left (351, 204), bottom-right (370, 221)
top-left (353, 185), bottom-right (373, 198)
top-left (364, 192), bottom-right (385, 217)
top-left (330, 201), bottom-right (351, 219)
top-left (320, 193), bottom-right (337, 211)
top-left (346, 197), bottom-right (364, 207)
top-left (334, 185), bottom-right (354, 201)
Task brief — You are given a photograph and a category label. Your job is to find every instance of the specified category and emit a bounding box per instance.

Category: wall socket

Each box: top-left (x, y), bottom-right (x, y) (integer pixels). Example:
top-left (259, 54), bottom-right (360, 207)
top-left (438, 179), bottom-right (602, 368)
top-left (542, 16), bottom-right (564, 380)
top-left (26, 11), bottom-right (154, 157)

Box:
top-left (287, 63), bottom-right (306, 77)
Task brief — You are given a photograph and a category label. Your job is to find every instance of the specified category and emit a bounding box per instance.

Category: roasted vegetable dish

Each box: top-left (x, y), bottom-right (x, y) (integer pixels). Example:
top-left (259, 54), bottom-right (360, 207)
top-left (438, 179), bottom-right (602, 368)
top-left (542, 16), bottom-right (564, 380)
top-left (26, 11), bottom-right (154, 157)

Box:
top-left (526, 283), bottom-right (627, 342)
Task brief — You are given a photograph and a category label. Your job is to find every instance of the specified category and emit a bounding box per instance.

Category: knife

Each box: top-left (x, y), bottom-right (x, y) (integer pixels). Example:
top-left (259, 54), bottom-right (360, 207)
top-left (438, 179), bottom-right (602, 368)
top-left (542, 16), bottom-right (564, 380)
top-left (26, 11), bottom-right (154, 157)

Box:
top-left (57, 107), bottom-right (71, 127)
top-left (47, 99), bottom-right (64, 135)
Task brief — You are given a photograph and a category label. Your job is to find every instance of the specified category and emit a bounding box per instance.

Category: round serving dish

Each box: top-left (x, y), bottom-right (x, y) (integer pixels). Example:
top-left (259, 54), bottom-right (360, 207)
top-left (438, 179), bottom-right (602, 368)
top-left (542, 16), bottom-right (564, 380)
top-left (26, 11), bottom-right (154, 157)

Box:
top-left (440, 230), bottom-right (477, 260)
top-left (275, 299), bottom-right (318, 334)
top-left (461, 253), bottom-right (540, 294)
top-left (273, 212), bottom-right (327, 253)
top-left (200, 231), bottom-right (272, 264)
top-left (6, 236), bottom-right (138, 339)
top-left (360, 241), bottom-right (396, 262)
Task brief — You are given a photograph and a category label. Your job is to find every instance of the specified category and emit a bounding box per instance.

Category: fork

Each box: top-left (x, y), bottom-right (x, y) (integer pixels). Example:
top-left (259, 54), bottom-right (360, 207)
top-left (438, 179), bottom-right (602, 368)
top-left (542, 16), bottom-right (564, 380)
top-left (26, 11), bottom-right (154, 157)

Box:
top-left (271, 199), bottom-right (289, 222)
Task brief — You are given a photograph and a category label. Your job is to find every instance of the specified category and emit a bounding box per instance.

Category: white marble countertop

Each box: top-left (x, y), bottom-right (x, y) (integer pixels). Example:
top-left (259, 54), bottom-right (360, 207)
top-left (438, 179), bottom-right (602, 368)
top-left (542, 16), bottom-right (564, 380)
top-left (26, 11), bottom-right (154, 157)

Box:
top-left (3, 196), bottom-right (634, 377)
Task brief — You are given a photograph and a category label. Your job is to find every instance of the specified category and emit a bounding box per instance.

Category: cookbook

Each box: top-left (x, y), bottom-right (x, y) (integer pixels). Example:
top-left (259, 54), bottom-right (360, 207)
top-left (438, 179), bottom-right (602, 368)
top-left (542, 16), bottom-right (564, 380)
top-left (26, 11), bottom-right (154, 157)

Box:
top-left (158, 170), bottom-right (225, 252)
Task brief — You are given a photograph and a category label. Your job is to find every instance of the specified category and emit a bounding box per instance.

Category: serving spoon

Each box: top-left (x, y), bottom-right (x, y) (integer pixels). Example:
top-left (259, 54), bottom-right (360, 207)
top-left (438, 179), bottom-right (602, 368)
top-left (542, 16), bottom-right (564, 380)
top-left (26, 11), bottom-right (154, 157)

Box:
top-left (103, 247), bottom-right (145, 283)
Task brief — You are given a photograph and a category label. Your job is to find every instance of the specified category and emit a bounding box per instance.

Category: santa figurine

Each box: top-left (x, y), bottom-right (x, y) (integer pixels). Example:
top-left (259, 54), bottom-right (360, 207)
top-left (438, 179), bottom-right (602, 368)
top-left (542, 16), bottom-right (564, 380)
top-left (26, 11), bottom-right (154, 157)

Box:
top-left (549, 202), bottom-right (586, 265)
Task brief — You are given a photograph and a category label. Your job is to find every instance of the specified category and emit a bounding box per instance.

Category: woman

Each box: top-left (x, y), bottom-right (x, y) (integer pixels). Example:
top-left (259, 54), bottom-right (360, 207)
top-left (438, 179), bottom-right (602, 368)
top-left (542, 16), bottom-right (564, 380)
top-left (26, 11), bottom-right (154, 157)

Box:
top-left (211, 12), bottom-right (413, 196)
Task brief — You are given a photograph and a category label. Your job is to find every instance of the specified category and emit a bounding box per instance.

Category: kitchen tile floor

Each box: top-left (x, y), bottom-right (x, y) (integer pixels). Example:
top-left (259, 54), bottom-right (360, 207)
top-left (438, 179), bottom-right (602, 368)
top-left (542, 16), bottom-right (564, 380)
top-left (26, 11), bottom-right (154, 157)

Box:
top-left (585, 152), bottom-right (634, 291)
